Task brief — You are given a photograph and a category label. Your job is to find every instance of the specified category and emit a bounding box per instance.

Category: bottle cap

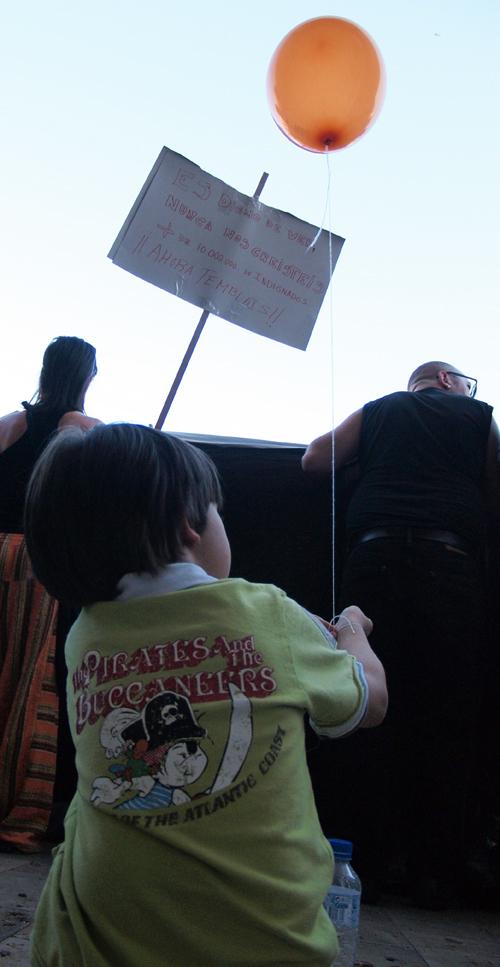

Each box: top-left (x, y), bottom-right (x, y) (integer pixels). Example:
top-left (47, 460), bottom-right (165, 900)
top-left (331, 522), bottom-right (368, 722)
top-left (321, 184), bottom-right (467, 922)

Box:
top-left (328, 837), bottom-right (353, 860)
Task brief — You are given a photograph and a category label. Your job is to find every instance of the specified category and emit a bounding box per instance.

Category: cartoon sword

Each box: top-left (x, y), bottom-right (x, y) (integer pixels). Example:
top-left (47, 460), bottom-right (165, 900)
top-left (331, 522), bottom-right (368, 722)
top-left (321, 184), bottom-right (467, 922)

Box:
top-left (210, 683), bottom-right (252, 793)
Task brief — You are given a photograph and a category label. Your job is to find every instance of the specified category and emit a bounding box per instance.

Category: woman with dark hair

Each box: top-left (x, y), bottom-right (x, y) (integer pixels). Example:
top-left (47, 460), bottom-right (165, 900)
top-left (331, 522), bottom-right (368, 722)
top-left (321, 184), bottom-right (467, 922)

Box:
top-left (0, 336), bottom-right (101, 852)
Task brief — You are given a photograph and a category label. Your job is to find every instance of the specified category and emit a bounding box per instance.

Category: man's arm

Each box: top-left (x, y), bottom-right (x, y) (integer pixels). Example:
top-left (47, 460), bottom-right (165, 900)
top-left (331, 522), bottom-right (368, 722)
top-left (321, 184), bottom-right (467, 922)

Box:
top-left (302, 407), bottom-right (364, 473)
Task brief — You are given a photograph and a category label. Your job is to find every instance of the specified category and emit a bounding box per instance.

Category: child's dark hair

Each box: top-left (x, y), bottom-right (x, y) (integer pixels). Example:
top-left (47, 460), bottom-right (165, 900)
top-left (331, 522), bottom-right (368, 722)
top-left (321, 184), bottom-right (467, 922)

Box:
top-left (24, 423), bottom-right (223, 607)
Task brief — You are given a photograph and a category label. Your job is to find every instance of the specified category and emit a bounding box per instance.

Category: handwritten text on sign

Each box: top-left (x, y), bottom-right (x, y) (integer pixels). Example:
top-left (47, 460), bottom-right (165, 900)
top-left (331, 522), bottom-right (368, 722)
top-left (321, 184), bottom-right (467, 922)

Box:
top-left (108, 149), bottom-right (344, 351)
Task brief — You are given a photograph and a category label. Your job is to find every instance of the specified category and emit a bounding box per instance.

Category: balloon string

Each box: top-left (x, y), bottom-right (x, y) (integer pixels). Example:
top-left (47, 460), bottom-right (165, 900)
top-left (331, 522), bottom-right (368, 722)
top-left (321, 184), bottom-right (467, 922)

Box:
top-left (308, 148), bottom-right (336, 620)
top-left (308, 147), bottom-right (333, 251)
top-left (325, 148), bottom-right (336, 623)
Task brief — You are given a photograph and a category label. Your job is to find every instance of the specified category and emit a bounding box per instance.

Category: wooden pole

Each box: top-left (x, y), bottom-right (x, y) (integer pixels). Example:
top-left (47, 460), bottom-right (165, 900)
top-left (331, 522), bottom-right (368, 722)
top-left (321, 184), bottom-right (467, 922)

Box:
top-left (155, 171), bottom-right (269, 430)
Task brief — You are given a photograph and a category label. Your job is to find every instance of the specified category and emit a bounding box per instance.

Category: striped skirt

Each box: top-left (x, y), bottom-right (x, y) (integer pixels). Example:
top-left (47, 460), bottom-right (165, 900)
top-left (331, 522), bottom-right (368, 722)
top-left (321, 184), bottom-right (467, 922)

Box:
top-left (0, 532), bottom-right (59, 851)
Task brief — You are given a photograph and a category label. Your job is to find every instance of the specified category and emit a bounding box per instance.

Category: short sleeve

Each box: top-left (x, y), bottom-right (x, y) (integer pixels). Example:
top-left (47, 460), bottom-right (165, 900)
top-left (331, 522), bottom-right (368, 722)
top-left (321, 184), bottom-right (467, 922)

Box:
top-left (283, 598), bottom-right (368, 738)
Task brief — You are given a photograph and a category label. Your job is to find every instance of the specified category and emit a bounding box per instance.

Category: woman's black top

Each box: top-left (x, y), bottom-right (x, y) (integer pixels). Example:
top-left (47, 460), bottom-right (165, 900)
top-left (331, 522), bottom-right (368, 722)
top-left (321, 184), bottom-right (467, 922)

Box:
top-left (0, 402), bottom-right (69, 533)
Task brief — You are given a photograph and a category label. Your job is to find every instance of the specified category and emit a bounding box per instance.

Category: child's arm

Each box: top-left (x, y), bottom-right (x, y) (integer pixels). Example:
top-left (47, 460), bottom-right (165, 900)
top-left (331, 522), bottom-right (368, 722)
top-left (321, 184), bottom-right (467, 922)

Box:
top-left (334, 605), bottom-right (388, 728)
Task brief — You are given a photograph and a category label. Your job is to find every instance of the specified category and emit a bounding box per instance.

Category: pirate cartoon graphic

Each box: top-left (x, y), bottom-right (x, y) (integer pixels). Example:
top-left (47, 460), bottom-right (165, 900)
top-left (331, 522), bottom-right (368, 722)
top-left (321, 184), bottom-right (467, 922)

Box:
top-left (91, 684), bottom-right (252, 810)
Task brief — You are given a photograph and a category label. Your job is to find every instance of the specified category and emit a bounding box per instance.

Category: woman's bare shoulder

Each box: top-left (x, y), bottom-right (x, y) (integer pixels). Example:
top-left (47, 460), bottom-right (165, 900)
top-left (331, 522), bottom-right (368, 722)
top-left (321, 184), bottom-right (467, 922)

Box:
top-left (0, 410), bottom-right (27, 451)
top-left (57, 412), bottom-right (103, 431)
top-left (0, 409), bottom-right (25, 425)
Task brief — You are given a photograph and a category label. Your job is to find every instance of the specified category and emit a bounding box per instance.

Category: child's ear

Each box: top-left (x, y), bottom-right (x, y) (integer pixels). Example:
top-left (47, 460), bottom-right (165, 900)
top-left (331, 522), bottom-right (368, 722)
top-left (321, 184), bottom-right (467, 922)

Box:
top-left (181, 518), bottom-right (201, 547)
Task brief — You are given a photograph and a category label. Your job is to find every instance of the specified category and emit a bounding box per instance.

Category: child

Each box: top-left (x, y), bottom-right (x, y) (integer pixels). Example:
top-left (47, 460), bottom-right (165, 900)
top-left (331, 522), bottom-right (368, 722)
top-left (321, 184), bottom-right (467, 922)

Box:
top-left (25, 423), bottom-right (387, 967)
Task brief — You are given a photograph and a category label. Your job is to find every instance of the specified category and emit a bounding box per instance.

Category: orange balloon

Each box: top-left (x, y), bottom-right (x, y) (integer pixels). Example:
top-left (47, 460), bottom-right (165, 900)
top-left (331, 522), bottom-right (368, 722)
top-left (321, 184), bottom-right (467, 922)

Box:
top-left (267, 17), bottom-right (385, 152)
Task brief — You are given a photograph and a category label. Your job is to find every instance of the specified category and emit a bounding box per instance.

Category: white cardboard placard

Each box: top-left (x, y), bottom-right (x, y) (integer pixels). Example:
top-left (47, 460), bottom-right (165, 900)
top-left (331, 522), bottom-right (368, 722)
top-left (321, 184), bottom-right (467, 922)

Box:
top-left (109, 147), bottom-right (344, 351)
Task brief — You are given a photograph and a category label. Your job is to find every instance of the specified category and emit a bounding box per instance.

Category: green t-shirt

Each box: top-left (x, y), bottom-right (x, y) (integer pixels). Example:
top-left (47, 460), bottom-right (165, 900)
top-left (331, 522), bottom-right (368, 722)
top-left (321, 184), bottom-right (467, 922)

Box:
top-left (31, 577), bottom-right (367, 967)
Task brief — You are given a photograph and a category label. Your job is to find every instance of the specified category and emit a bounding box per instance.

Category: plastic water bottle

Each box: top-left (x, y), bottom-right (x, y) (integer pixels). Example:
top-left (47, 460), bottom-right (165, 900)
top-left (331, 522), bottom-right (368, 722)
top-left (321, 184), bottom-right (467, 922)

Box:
top-left (323, 838), bottom-right (361, 967)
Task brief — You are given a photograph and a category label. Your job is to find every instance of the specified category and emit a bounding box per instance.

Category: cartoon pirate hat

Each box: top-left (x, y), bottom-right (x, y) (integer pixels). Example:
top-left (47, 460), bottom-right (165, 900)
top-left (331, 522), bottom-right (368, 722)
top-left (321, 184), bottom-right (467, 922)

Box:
top-left (123, 692), bottom-right (206, 750)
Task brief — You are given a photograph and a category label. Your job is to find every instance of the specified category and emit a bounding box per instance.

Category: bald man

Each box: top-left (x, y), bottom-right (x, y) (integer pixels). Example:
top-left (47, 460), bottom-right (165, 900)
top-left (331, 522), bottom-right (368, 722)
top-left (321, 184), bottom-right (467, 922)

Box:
top-left (303, 362), bottom-right (499, 908)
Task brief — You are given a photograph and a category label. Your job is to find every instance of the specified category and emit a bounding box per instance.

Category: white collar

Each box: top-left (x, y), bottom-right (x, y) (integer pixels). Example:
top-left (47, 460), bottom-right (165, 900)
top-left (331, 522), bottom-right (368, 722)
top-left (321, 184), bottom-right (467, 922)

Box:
top-left (116, 563), bottom-right (218, 601)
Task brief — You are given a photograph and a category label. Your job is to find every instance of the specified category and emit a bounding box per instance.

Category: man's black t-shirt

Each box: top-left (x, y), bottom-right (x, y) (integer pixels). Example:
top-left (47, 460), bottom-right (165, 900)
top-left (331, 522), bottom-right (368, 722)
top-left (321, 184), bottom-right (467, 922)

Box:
top-left (346, 388), bottom-right (493, 546)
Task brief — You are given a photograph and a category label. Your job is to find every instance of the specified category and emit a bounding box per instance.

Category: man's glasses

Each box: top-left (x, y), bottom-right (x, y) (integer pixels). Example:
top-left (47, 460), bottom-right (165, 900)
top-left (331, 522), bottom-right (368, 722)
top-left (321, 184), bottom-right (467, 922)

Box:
top-left (444, 372), bottom-right (477, 398)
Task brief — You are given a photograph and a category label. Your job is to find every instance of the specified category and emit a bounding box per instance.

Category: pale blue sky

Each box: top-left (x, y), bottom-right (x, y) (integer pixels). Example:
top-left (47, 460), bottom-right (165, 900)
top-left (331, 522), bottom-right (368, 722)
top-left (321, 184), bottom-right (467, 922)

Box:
top-left (1, 1), bottom-right (499, 442)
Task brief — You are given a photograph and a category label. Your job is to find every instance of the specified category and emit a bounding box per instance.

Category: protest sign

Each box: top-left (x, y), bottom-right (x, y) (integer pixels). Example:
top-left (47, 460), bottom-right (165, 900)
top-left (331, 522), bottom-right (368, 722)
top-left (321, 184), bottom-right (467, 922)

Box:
top-left (109, 147), bottom-right (344, 351)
